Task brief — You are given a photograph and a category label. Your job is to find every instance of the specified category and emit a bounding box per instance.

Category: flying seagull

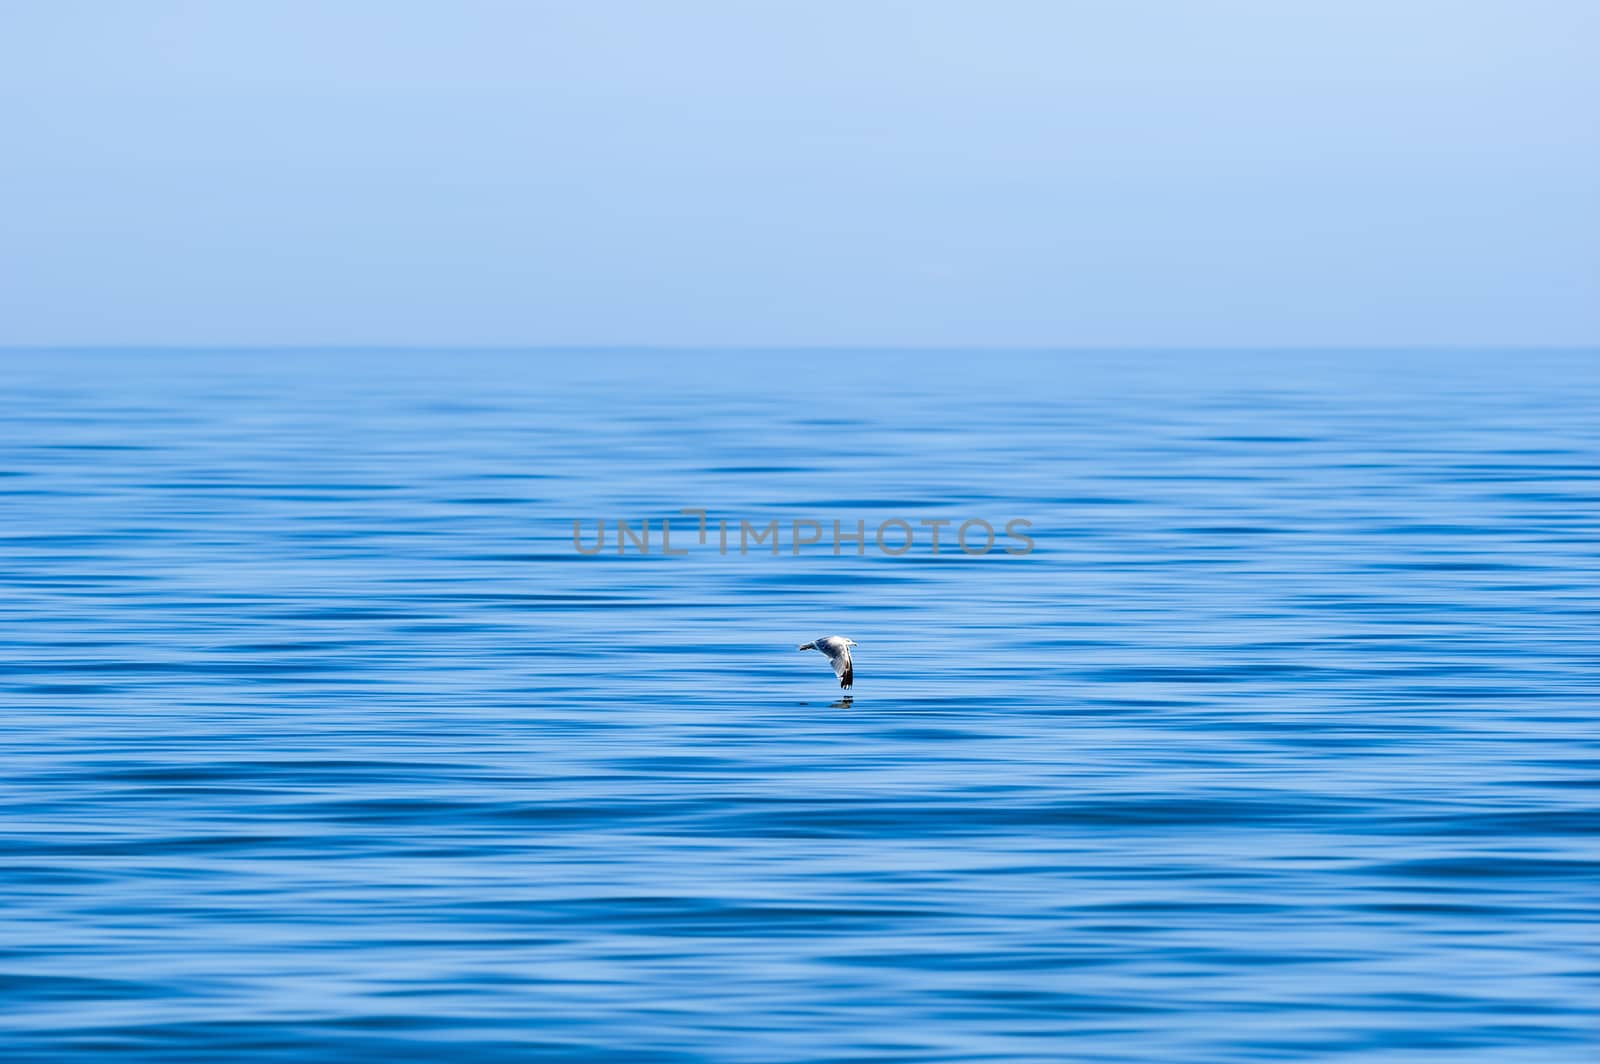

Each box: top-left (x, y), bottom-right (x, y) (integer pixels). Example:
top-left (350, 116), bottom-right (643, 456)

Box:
top-left (798, 636), bottom-right (858, 690)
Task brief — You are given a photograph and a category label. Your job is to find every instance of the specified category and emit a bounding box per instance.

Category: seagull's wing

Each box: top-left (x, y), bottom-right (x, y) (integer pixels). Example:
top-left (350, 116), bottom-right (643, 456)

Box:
top-left (816, 639), bottom-right (853, 688)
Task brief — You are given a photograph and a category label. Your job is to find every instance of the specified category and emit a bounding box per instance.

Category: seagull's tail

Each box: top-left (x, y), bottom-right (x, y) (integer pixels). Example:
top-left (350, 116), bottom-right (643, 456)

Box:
top-left (796, 642), bottom-right (814, 651)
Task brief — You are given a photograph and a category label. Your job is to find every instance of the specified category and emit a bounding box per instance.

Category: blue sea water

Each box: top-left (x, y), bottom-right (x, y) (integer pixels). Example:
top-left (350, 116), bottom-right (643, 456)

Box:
top-left (0, 348), bottom-right (1595, 1063)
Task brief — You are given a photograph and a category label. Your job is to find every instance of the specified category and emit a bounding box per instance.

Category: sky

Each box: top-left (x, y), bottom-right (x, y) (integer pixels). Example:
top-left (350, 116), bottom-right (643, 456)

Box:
top-left (1, 0), bottom-right (1596, 347)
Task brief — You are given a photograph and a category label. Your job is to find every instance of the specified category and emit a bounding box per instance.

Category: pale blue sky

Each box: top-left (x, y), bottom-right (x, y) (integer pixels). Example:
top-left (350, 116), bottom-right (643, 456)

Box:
top-left (2, 0), bottom-right (1596, 346)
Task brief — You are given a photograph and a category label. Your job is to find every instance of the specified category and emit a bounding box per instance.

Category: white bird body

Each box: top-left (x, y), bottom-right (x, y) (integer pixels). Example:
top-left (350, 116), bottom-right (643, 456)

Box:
top-left (798, 635), bottom-right (858, 690)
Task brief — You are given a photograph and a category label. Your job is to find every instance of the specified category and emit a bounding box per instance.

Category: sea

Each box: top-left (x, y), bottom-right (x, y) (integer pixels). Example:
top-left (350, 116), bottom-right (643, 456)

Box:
top-left (0, 348), bottom-right (1595, 1062)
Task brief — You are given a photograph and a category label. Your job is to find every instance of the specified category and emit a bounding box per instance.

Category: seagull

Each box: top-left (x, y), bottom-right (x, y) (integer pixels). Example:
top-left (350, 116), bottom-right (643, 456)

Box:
top-left (798, 636), bottom-right (858, 690)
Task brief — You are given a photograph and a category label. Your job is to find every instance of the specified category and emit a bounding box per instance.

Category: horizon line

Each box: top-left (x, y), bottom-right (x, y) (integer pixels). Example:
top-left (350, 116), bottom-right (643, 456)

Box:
top-left (4, 343), bottom-right (1598, 354)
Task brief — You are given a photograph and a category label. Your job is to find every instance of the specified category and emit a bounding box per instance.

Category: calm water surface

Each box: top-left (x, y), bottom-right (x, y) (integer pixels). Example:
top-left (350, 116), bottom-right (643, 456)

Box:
top-left (1, 350), bottom-right (1596, 1062)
